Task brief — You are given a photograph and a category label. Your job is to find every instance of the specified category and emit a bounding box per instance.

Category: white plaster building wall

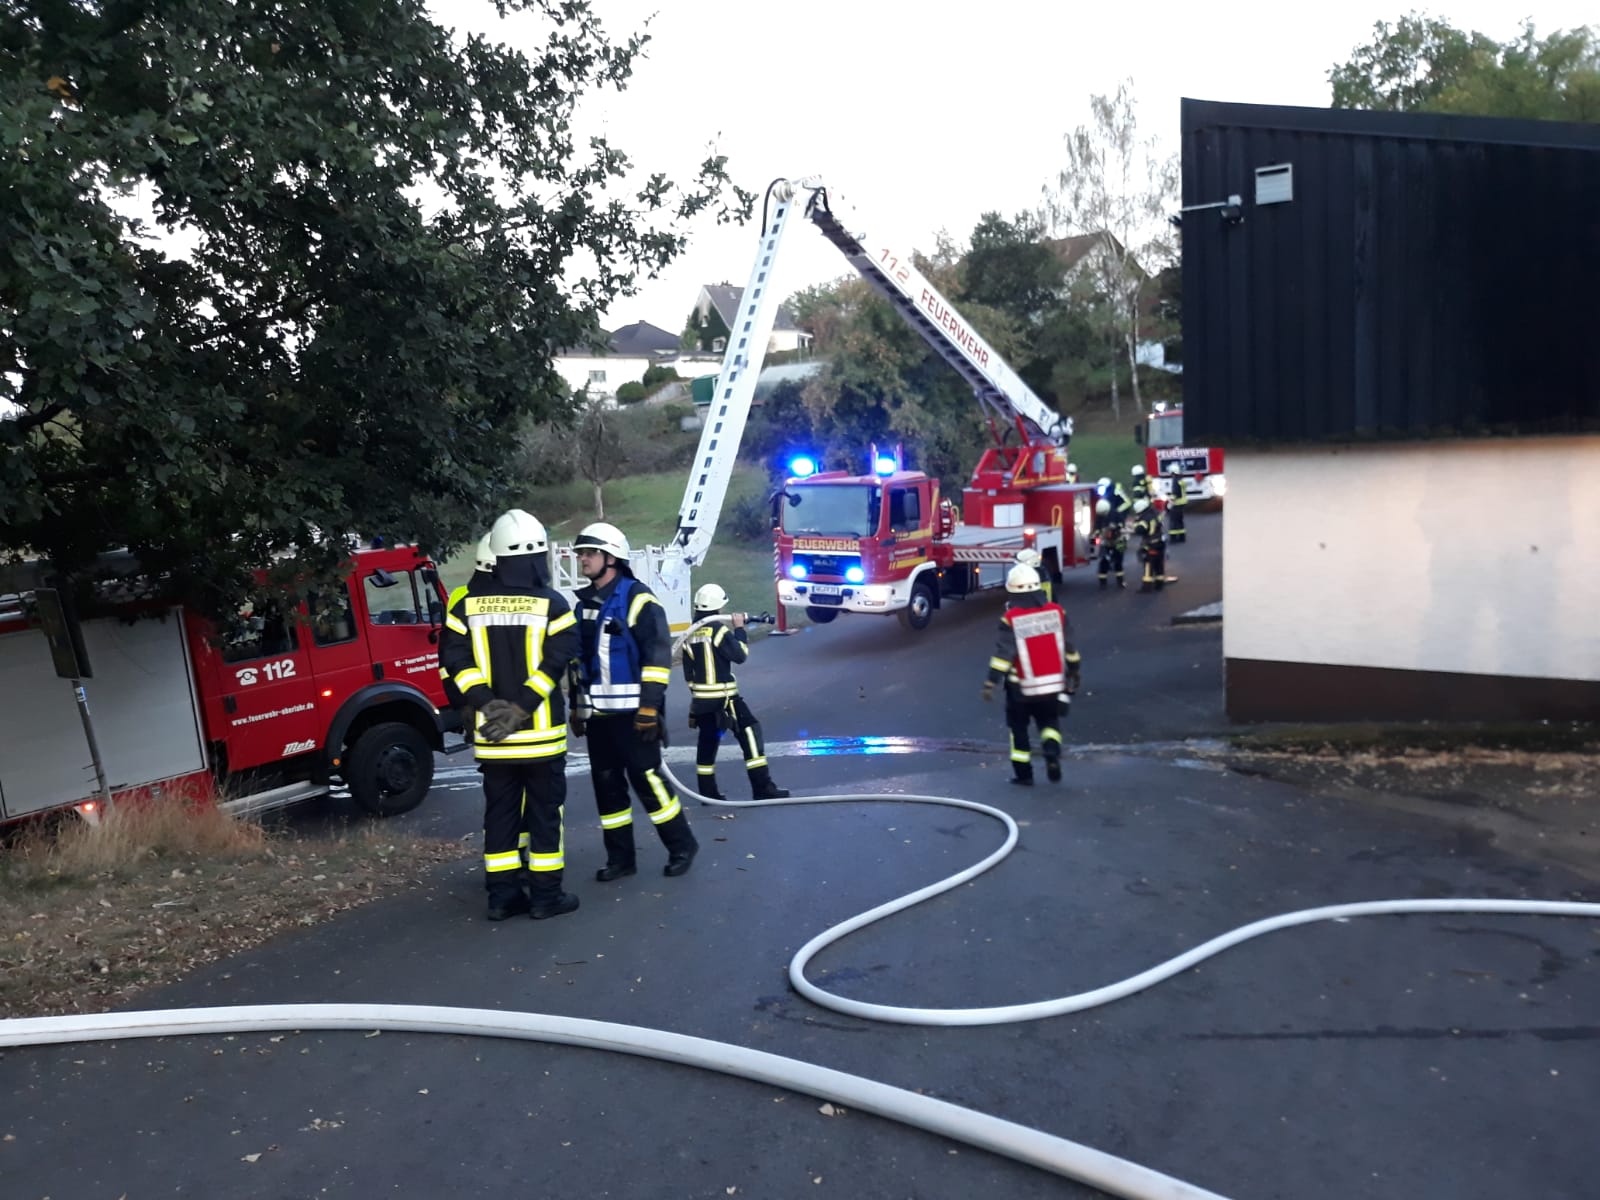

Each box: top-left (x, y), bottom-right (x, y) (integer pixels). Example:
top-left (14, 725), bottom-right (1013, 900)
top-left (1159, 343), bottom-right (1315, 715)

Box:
top-left (1224, 437), bottom-right (1600, 683)
top-left (552, 353), bottom-right (651, 399)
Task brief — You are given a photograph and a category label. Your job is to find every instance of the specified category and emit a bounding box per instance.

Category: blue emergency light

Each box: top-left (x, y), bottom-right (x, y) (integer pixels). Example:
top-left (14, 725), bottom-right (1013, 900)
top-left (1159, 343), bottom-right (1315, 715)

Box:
top-left (873, 455), bottom-right (897, 476)
top-left (845, 565), bottom-right (866, 584)
top-left (789, 455), bottom-right (818, 479)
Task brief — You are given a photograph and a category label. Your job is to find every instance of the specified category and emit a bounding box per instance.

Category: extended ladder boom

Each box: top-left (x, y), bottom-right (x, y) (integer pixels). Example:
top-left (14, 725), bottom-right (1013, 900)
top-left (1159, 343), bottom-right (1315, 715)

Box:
top-left (802, 185), bottom-right (1071, 447)
top-left (670, 176), bottom-right (1071, 569)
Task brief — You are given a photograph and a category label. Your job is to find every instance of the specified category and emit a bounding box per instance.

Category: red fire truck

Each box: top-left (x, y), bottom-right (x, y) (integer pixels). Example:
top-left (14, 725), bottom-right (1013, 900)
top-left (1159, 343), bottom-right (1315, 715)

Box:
top-left (0, 544), bottom-right (453, 825)
top-left (1137, 403), bottom-right (1226, 505)
top-left (775, 444), bottom-right (1093, 629)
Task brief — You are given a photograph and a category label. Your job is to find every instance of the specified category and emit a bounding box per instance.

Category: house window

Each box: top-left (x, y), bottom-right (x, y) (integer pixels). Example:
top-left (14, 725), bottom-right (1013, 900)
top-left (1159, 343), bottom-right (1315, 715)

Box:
top-left (588, 370), bottom-right (607, 385)
top-left (712, 338), bottom-right (726, 352)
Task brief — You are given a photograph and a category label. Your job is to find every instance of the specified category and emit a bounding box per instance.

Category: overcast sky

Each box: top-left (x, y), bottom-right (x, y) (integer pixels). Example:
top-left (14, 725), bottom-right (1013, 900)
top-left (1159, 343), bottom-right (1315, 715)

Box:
top-left (446, 0), bottom-right (1594, 336)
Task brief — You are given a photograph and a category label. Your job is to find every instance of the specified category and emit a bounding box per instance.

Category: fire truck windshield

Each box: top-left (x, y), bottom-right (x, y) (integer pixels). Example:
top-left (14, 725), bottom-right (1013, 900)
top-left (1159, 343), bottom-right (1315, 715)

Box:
top-left (781, 483), bottom-right (880, 537)
top-left (1148, 411), bottom-right (1185, 448)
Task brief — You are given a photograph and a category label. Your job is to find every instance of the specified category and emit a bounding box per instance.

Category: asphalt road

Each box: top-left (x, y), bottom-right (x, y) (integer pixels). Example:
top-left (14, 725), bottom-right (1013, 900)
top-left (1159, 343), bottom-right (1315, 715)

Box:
top-left (3, 511), bottom-right (1597, 1200)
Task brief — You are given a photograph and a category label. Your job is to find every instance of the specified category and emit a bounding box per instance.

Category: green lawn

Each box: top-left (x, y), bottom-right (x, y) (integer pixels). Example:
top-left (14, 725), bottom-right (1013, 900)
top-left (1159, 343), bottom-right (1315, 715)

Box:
top-left (438, 464), bottom-right (777, 611)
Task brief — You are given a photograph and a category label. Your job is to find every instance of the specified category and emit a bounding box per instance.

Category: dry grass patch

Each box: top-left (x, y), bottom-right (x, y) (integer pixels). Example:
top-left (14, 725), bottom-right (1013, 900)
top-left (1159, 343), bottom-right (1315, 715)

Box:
top-left (1, 799), bottom-right (463, 1019)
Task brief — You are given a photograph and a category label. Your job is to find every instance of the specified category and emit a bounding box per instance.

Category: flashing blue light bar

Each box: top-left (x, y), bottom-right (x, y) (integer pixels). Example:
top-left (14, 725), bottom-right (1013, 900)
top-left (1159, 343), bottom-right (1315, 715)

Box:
top-left (873, 455), bottom-right (897, 476)
top-left (789, 455), bottom-right (818, 479)
top-left (844, 565), bottom-right (866, 584)
top-left (788, 563), bottom-right (808, 581)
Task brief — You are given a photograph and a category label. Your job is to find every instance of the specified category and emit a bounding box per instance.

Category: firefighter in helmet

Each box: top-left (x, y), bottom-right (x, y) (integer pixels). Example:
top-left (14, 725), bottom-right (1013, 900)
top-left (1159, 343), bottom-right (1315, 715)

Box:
top-left (439, 510), bottom-right (581, 921)
top-left (1014, 546), bottom-right (1054, 602)
top-left (1131, 498), bottom-right (1168, 592)
top-left (1165, 463), bottom-right (1189, 545)
top-left (1092, 498), bottom-right (1127, 590)
top-left (1130, 463), bottom-right (1153, 503)
top-left (1096, 475), bottom-right (1132, 521)
top-left (981, 563), bottom-right (1081, 785)
top-left (569, 521), bottom-right (699, 880)
top-left (1065, 461), bottom-right (1080, 484)
top-left (681, 582), bottom-right (790, 803)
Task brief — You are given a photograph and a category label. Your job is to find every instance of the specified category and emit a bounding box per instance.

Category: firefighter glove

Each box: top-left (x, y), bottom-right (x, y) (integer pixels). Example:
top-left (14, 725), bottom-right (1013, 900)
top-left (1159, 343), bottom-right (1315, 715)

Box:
top-left (479, 699), bottom-right (530, 743)
top-left (980, 680), bottom-right (996, 703)
top-left (569, 715), bottom-right (587, 738)
top-left (634, 706), bottom-right (662, 743)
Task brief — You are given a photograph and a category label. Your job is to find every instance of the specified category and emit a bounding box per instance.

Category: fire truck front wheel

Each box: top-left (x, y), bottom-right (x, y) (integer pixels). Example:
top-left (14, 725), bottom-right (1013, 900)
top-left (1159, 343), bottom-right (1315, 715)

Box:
top-left (804, 606), bottom-right (840, 624)
top-left (897, 581), bottom-right (936, 631)
top-left (347, 721), bottom-right (434, 817)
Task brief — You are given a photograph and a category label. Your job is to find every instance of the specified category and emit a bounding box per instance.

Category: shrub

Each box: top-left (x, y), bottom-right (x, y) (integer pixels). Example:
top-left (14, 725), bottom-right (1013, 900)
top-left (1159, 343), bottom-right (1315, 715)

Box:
top-left (615, 381), bottom-right (648, 405)
top-left (642, 364), bottom-right (678, 389)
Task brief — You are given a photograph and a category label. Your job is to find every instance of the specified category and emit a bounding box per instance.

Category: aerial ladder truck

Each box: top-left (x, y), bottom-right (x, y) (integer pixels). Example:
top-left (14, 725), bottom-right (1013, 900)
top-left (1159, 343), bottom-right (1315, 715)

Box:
top-left (554, 177), bottom-right (1094, 631)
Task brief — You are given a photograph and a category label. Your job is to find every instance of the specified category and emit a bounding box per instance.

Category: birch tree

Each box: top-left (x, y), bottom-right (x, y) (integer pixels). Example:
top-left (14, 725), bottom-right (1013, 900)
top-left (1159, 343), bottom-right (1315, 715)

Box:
top-left (1043, 81), bottom-right (1178, 418)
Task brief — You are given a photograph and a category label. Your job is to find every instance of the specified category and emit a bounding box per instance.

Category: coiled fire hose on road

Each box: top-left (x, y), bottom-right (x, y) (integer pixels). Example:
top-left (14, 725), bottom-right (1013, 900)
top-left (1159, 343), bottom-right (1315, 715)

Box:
top-left (2, 613), bottom-right (1596, 1200)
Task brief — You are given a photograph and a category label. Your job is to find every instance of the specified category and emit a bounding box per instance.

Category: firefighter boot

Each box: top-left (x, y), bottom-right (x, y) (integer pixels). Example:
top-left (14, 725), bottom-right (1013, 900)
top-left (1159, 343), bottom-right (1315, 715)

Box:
top-left (529, 885), bottom-right (580, 920)
top-left (1046, 756), bottom-right (1063, 783)
top-left (595, 825), bottom-right (637, 881)
top-left (749, 767), bottom-right (790, 801)
top-left (694, 773), bottom-right (725, 805)
top-left (486, 886), bottom-right (531, 921)
top-left (663, 829), bottom-right (700, 877)
top-left (1098, 574), bottom-right (1107, 591)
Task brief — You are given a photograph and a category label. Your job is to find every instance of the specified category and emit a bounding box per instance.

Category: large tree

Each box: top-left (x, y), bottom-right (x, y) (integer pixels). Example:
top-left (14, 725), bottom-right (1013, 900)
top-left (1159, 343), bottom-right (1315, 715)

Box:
top-left (1, 0), bottom-right (748, 615)
top-left (1042, 80), bottom-right (1178, 419)
top-left (1330, 14), bottom-right (1600, 120)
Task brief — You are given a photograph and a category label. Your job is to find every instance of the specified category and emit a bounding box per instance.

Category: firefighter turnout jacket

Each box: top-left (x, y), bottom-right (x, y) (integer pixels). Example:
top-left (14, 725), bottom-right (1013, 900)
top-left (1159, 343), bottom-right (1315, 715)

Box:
top-left (986, 596), bottom-right (1082, 698)
top-left (573, 574), bottom-right (673, 717)
top-left (681, 619), bottom-right (749, 715)
top-left (440, 581), bottom-right (579, 762)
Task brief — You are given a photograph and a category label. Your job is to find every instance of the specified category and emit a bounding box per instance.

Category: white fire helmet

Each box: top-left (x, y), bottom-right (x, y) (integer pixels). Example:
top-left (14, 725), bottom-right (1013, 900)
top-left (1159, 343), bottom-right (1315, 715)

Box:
top-left (1095, 499), bottom-right (1111, 516)
top-left (1133, 498), bottom-right (1151, 515)
top-left (1131, 465), bottom-right (1146, 478)
top-left (1169, 463), bottom-right (1182, 475)
top-left (694, 583), bottom-right (728, 612)
top-left (489, 509), bottom-right (547, 557)
top-left (1015, 547), bottom-right (1042, 569)
top-left (1006, 563), bottom-right (1041, 593)
top-left (474, 534), bottom-right (496, 574)
top-left (1067, 461), bottom-right (1078, 475)
top-left (1096, 476), bottom-right (1112, 490)
top-left (573, 521), bottom-right (630, 562)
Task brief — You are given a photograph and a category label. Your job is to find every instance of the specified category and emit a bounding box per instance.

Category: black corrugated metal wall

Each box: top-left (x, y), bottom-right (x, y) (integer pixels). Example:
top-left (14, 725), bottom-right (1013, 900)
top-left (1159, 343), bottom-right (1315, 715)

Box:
top-left (1181, 99), bottom-right (1600, 444)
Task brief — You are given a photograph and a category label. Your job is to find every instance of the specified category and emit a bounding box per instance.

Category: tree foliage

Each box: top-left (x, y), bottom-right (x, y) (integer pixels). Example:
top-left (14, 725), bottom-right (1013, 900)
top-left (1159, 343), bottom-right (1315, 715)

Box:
top-left (1329, 14), bottom-right (1600, 120)
top-left (0, 0), bottom-right (750, 615)
top-left (1042, 79), bottom-right (1177, 418)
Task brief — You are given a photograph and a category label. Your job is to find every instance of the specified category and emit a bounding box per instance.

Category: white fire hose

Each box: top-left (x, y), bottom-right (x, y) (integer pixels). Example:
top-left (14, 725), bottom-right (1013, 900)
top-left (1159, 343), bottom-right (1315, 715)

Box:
top-left (2, 613), bottom-right (1596, 1200)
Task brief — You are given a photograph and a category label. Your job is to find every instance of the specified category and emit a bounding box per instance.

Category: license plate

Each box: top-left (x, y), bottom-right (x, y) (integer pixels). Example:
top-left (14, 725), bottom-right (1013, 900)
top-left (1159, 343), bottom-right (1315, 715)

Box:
top-left (808, 584), bottom-right (841, 597)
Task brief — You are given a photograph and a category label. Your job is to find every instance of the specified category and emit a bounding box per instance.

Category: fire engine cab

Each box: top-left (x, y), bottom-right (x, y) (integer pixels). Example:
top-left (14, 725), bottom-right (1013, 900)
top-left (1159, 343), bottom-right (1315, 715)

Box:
top-left (0, 544), bottom-right (453, 825)
top-left (1137, 403), bottom-right (1226, 505)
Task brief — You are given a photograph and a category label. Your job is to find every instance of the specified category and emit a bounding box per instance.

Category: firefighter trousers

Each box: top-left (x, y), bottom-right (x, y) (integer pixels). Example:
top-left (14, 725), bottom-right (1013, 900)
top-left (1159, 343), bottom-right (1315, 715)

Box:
top-left (586, 713), bottom-right (696, 868)
top-left (1005, 695), bottom-right (1063, 782)
top-left (480, 758), bottom-right (566, 903)
top-left (1141, 544), bottom-right (1167, 590)
top-left (1168, 505), bottom-right (1186, 543)
top-left (1097, 544), bottom-right (1125, 585)
top-left (694, 695), bottom-right (779, 794)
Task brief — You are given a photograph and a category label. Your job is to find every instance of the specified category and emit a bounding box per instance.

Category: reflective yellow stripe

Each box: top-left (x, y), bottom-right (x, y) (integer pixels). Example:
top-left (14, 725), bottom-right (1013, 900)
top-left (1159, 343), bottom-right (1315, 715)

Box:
top-left (644, 770), bottom-right (680, 823)
top-left (641, 666), bottom-right (671, 686)
top-left (696, 765), bottom-right (716, 776)
top-left (528, 852), bottom-right (564, 872)
top-left (988, 656), bottom-right (1011, 673)
top-left (484, 850), bottom-right (521, 873)
top-left (475, 737), bottom-right (567, 761)
top-left (1065, 652), bottom-right (1081, 665)
top-left (628, 591), bottom-right (661, 624)
top-left (548, 610), bottom-right (576, 634)
top-left (1041, 729), bottom-right (1062, 744)
top-left (689, 683), bottom-right (738, 697)
top-left (1011, 750), bottom-right (1032, 763)
top-left (454, 667), bottom-right (487, 691)
top-left (446, 613), bottom-right (468, 634)
top-left (599, 807), bottom-right (633, 829)
top-left (527, 671), bottom-right (555, 697)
